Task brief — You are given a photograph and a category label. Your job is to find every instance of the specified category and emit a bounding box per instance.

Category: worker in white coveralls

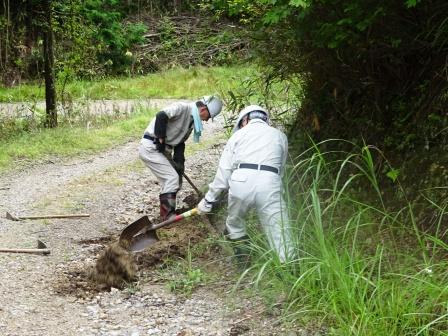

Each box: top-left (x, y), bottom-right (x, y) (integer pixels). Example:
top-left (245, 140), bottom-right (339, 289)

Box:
top-left (197, 105), bottom-right (294, 262)
top-left (139, 96), bottom-right (223, 220)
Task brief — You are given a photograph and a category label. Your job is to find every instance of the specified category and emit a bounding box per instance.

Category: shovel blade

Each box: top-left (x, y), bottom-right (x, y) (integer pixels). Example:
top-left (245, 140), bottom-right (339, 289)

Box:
top-left (119, 215), bottom-right (152, 244)
top-left (119, 208), bottom-right (200, 253)
top-left (128, 229), bottom-right (159, 252)
top-left (119, 215), bottom-right (160, 252)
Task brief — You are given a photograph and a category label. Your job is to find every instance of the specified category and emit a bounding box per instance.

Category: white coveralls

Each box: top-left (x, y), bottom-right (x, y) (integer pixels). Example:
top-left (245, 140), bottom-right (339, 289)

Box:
top-left (139, 102), bottom-right (193, 194)
top-left (204, 119), bottom-right (294, 261)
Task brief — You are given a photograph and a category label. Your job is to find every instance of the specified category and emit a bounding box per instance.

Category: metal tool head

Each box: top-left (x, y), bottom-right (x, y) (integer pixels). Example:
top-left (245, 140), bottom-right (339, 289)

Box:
top-left (119, 216), bottom-right (151, 242)
top-left (128, 229), bottom-right (159, 252)
top-left (37, 240), bottom-right (48, 249)
top-left (0, 240), bottom-right (50, 255)
top-left (119, 215), bottom-right (157, 251)
top-left (5, 211), bottom-right (19, 221)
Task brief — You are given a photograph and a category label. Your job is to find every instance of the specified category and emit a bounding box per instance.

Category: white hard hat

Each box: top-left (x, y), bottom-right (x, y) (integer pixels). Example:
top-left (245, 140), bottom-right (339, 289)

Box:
top-left (200, 95), bottom-right (223, 119)
top-left (233, 105), bottom-right (269, 133)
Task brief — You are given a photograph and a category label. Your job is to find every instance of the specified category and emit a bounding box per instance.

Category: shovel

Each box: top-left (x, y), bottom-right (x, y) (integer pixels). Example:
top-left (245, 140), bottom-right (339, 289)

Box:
top-left (119, 208), bottom-right (200, 252)
top-left (0, 240), bottom-right (50, 255)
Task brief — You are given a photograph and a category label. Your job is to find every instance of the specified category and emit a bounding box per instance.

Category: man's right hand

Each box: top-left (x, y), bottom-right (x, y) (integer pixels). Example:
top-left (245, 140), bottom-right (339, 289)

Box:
top-left (155, 138), bottom-right (165, 153)
top-left (197, 198), bottom-right (213, 213)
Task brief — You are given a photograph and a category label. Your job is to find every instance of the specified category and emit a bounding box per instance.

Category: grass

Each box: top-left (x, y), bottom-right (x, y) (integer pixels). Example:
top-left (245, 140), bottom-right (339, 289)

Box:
top-left (166, 240), bottom-right (207, 296)
top-left (0, 65), bottom-right (256, 102)
top-left (0, 106), bottom-right (155, 170)
top-left (230, 140), bottom-right (448, 335)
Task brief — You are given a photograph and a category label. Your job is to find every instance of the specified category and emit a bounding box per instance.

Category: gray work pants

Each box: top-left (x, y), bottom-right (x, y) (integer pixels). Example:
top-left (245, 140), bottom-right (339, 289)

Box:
top-left (139, 139), bottom-right (179, 194)
top-left (226, 168), bottom-right (294, 262)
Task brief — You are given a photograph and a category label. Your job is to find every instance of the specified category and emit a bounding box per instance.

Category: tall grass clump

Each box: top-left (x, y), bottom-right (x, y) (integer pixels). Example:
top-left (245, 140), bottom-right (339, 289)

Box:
top-left (237, 140), bottom-right (448, 335)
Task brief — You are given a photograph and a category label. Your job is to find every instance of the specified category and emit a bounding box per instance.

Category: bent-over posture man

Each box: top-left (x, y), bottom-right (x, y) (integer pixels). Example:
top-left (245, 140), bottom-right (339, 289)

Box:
top-left (197, 105), bottom-right (294, 262)
top-left (139, 96), bottom-right (223, 220)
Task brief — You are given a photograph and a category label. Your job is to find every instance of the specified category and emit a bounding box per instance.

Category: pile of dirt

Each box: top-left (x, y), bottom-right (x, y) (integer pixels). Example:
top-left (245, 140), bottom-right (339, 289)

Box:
top-left (53, 264), bottom-right (103, 299)
top-left (52, 236), bottom-right (135, 296)
top-left (90, 241), bottom-right (138, 289)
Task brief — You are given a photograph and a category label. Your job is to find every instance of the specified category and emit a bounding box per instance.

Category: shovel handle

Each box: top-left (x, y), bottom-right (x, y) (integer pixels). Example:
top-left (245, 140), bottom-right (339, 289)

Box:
top-left (0, 248), bottom-right (50, 255)
top-left (152, 208), bottom-right (199, 230)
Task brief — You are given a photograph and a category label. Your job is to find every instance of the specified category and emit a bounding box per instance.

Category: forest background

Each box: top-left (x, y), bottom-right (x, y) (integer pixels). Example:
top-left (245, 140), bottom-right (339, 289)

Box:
top-left (0, 0), bottom-right (447, 335)
top-left (1, 0), bottom-right (447, 183)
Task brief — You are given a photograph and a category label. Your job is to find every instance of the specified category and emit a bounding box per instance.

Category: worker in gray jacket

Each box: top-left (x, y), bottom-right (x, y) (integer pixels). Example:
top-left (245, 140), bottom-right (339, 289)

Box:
top-left (139, 96), bottom-right (223, 220)
top-left (197, 105), bottom-right (293, 262)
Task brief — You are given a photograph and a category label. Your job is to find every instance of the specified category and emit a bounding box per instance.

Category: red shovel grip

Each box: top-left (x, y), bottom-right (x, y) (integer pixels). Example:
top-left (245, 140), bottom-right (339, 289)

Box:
top-left (151, 208), bottom-right (199, 230)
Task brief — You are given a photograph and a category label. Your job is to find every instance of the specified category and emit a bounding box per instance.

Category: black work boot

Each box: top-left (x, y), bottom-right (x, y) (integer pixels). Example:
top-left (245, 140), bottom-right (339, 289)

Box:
top-left (229, 235), bottom-right (251, 269)
top-left (159, 192), bottom-right (177, 220)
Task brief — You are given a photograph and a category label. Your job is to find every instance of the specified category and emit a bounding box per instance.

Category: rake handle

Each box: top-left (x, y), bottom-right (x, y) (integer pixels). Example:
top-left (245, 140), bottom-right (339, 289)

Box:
top-left (182, 172), bottom-right (202, 197)
top-left (18, 214), bottom-right (90, 220)
top-left (0, 248), bottom-right (50, 255)
top-left (164, 153), bottom-right (203, 197)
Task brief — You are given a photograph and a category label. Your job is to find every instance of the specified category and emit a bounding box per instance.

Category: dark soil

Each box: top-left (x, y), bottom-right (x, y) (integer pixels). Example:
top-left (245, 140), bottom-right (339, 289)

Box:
top-left (52, 215), bottom-right (219, 299)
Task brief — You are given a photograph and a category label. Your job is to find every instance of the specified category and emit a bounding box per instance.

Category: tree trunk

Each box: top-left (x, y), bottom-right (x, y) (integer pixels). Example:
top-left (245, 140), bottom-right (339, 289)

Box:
top-left (42, 0), bottom-right (57, 128)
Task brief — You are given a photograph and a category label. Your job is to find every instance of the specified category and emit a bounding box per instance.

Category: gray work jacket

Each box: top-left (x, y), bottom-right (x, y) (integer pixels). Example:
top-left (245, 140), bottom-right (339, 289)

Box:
top-left (144, 102), bottom-right (194, 146)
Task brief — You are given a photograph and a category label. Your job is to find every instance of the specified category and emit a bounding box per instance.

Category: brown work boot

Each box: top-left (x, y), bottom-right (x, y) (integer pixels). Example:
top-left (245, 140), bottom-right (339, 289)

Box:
top-left (159, 192), bottom-right (177, 220)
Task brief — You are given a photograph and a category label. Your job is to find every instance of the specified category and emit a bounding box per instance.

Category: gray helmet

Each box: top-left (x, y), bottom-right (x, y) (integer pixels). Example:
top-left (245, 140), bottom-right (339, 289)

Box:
top-left (199, 95), bottom-right (223, 119)
top-left (233, 105), bottom-right (269, 133)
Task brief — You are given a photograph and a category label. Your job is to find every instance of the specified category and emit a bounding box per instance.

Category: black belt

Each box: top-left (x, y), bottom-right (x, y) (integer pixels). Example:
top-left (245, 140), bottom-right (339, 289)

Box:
top-left (143, 134), bottom-right (155, 141)
top-left (238, 163), bottom-right (279, 174)
top-left (143, 134), bottom-right (173, 149)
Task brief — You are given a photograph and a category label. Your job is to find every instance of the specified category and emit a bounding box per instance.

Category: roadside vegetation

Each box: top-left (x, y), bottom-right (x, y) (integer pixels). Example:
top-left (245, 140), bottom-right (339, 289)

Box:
top-left (0, 106), bottom-right (154, 170)
top-left (0, 65), bottom-right (254, 102)
top-left (232, 141), bottom-right (448, 335)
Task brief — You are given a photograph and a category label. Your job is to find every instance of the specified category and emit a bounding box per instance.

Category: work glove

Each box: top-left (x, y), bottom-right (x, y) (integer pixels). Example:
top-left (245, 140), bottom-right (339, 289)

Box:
top-left (164, 146), bottom-right (173, 156)
top-left (156, 142), bottom-right (165, 153)
top-left (154, 138), bottom-right (165, 153)
top-left (197, 198), bottom-right (213, 213)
